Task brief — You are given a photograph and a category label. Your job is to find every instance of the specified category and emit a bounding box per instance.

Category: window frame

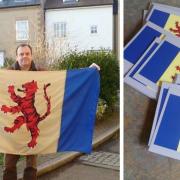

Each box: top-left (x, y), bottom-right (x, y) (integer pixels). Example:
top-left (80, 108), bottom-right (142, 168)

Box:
top-left (63, 0), bottom-right (78, 3)
top-left (15, 0), bottom-right (31, 2)
top-left (54, 22), bottom-right (67, 38)
top-left (90, 25), bottom-right (98, 34)
top-left (16, 20), bottom-right (29, 41)
top-left (0, 51), bottom-right (4, 67)
top-left (15, 0), bottom-right (25, 2)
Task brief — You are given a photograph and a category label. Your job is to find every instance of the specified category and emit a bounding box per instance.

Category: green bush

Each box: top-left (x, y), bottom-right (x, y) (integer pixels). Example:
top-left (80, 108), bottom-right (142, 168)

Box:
top-left (0, 153), bottom-right (3, 165)
top-left (96, 98), bottom-right (108, 120)
top-left (50, 50), bottom-right (119, 110)
top-left (3, 58), bottom-right (15, 68)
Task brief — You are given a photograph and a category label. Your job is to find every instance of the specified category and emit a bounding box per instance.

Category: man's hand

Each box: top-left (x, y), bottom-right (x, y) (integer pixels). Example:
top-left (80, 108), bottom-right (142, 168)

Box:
top-left (89, 63), bottom-right (100, 71)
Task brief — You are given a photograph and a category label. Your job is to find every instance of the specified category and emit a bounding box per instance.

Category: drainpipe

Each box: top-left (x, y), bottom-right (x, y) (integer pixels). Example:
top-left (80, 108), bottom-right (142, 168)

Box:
top-left (113, 0), bottom-right (118, 59)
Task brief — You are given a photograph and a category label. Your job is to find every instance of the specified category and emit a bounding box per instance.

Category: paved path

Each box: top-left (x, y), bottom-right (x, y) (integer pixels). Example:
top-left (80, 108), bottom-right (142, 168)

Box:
top-left (37, 134), bottom-right (119, 180)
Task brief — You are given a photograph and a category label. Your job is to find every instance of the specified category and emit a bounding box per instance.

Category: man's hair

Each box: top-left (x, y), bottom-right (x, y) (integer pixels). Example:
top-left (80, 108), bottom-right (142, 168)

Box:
top-left (16, 44), bottom-right (32, 55)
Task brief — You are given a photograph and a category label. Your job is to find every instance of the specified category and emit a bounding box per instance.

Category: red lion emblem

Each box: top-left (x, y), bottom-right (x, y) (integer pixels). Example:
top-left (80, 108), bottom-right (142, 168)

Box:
top-left (1, 80), bottom-right (51, 148)
top-left (171, 66), bottom-right (180, 80)
top-left (169, 21), bottom-right (180, 37)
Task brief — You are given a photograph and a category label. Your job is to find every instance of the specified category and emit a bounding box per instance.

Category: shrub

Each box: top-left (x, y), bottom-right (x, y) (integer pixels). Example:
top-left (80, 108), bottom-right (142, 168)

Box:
top-left (0, 153), bottom-right (3, 165)
top-left (96, 98), bottom-right (108, 120)
top-left (50, 50), bottom-right (119, 110)
top-left (3, 58), bottom-right (15, 68)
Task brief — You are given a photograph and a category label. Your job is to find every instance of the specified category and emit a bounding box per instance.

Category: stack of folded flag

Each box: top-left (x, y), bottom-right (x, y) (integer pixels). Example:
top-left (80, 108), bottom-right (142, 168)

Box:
top-left (124, 3), bottom-right (180, 160)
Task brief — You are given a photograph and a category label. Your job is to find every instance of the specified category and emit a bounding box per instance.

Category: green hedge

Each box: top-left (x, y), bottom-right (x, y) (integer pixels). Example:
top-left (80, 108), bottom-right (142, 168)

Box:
top-left (3, 51), bottom-right (119, 110)
top-left (50, 50), bottom-right (119, 109)
top-left (3, 58), bottom-right (15, 68)
top-left (0, 153), bottom-right (3, 165)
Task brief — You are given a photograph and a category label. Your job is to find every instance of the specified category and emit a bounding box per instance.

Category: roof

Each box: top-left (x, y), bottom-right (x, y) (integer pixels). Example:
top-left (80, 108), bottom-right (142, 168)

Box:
top-left (0, 0), bottom-right (40, 9)
top-left (44, 0), bottom-right (114, 10)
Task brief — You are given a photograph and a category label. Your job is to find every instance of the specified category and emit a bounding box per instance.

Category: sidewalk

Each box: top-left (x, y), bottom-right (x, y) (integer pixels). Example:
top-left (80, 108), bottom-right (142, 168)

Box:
top-left (0, 111), bottom-right (119, 179)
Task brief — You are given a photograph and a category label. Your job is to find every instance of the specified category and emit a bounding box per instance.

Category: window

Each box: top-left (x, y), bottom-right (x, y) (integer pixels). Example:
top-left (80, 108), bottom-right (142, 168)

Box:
top-left (90, 25), bottom-right (98, 34)
top-left (63, 0), bottom-right (78, 3)
top-left (0, 52), bottom-right (4, 67)
top-left (15, 0), bottom-right (31, 2)
top-left (54, 22), bottom-right (67, 38)
top-left (15, 0), bottom-right (25, 2)
top-left (16, 20), bottom-right (29, 41)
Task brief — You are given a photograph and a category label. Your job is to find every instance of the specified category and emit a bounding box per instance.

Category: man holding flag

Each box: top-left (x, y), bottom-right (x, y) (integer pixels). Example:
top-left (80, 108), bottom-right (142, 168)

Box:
top-left (3, 44), bottom-right (100, 180)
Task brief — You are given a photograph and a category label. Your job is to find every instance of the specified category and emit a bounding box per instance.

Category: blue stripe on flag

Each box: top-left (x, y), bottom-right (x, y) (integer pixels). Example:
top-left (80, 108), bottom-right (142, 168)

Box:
top-left (156, 88), bottom-right (168, 126)
top-left (58, 68), bottom-right (100, 153)
top-left (124, 26), bottom-right (161, 64)
top-left (129, 42), bottom-right (159, 79)
top-left (155, 94), bottom-right (180, 150)
top-left (139, 41), bottom-right (179, 83)
top-left (149, 9), bottom-right (169, 28)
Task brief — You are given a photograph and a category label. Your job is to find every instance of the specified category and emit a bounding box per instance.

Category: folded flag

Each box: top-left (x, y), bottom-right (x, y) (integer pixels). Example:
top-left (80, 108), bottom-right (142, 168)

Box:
top-left (124, 3), bottom-right (180, 77)
top-left (134, 35), bottom-right (180, 98)
top-left (148, 82), bottom-right (174, 145)
top-left (146, 4), bottom-right (180, 37)
top-left (124, 2), bottom-right (180, 161)
top-left (124, 22), bottom-right (173, 75)
top-left (124, 22), bottom-right (162, 74)
top-left (0, 68), bottom-right (100, 155)
top-left (149, 77), bottom-right (180, 146)
top-left (124, 37), bottom-right (161, 99)
top-left (149, 85), bottom-right (180, 160)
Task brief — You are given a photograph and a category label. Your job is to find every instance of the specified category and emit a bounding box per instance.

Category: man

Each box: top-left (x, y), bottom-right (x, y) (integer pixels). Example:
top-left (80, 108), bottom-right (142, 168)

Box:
top-left (3, 44), bottom-right (100, 180)
top-left (3, 44), bottom-right (42, 180)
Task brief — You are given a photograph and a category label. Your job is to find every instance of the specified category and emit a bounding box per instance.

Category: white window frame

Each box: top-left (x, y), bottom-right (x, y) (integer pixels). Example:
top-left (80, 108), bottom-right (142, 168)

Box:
top-left (15, 0), bottom-right (25, 2)
top-left (63, 0), bottom-right (79, 3)
top-left (90, 25), bottom-right (98, 34)
top-left (0, 51), bottom-right (4, 67)
top-left (16, 20), bottom-right (29, 41)
top-left (54, 22), bottom-right (67, 38)
top-left (15, 0), bottom-right (31, 2)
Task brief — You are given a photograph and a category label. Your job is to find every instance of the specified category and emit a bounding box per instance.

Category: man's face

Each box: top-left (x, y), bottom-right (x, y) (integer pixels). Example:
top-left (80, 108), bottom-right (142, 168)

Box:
top-left (16, 46), bottom-right (32, 69)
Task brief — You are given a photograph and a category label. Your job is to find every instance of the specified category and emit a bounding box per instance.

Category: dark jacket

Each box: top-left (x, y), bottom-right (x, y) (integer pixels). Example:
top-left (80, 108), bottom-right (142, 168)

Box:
top-left (8, 61), bottom-right (45, 71)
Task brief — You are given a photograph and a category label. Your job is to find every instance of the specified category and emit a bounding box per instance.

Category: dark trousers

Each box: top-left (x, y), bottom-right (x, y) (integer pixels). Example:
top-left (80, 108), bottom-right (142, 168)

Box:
top-left (3, 154), bottom-right (37, 180)
top-left (4, 154), bottom-right (37, 168)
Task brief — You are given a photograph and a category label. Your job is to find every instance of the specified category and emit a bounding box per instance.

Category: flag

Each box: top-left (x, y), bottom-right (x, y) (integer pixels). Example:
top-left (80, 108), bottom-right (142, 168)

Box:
top-left (158, 53), bottom-right (180, 84)
top-left (128, 40), bottom-right (159, 80)
top-left (148, 82), bottom-right (170, 145)
top-left (149, 87), bottom-right (180, 160)
top-left (0, 68), bottom-right (100, 155)
top-left (135, 38), bottom-right (180, 89)
top-left (124, 38), bottom-right (160, 99)
top-left (123, 22), bottom-right (173, 75)
top-left (148, 9), bottom-right (180, 37)
top-left (124, 23), bottom-right (161, 72)
top-left (149, 82), bottom-right (180, 146)
top-left (154, 89), bottom-right (180, 151)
